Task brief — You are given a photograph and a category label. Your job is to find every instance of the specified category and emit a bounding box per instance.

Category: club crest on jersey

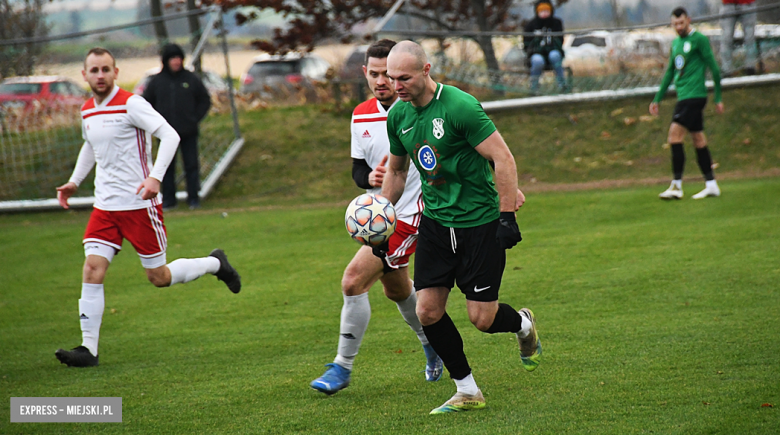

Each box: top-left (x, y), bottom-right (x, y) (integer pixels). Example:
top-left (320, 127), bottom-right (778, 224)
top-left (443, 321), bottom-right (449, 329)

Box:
top-left (675, 55), bottom-right (685, 70)
top-left (418, 144), bottom-right (437, 172)
top-left (683, 41), bottom-right (691, 53)
top-left (432, 118), bottom-right (445, 139)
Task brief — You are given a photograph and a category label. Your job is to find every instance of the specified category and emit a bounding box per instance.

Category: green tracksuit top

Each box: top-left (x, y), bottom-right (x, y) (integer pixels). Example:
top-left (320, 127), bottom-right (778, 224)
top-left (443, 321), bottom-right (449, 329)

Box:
top-left (654, 29), bottom-right (722, 103)
top-left (388, 83), bottom-right (498, 228)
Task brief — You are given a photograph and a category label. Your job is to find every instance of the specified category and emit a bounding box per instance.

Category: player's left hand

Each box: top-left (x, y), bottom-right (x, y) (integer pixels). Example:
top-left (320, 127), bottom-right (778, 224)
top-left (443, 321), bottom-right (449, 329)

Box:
top-left (496, 212), bottom-right (523, 250)
top-left (516, 188), bottom-right (526, 210)
top-left (369, 155), bottom-right (388, 187)
top-left (715, 102), bottom-right (724, 114)
top-left (137, 177), bottom-right (161, 200)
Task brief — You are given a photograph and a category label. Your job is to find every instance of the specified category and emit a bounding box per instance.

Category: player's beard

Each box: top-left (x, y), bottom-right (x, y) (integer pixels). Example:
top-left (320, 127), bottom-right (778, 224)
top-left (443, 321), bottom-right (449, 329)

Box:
top-left (90, 81), bottom-right (112, 100)
top-left (374, 87), bottom-right (395, 103)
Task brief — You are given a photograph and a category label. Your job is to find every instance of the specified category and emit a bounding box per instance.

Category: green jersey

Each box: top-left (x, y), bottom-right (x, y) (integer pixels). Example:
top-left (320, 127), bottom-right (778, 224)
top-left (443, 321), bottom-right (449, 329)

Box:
top-left (388, 83), bottom-right (498, 228)
top-left (654, 29), bottom-right (722, 103)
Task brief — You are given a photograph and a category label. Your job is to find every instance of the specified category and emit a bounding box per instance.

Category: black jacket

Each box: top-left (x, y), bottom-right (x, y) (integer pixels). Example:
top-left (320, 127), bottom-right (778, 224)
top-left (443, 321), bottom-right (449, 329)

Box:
top-left (523, 0), bottom-right (565, 61)
top-left (142, 44), bottom-right (211, 138)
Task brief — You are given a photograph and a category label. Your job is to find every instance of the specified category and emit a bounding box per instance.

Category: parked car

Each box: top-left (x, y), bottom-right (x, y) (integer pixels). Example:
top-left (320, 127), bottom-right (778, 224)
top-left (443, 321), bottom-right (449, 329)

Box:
top-left (132, 67), bottom-right (231, 101)
top-left (501, 45), bottom-right (528, 72)
top-left (239, 52), bottom-right (332, 101)
top-left (0, 76), bottom-right (89, 113)
top-left (340, 45), bottom-right (369, 81)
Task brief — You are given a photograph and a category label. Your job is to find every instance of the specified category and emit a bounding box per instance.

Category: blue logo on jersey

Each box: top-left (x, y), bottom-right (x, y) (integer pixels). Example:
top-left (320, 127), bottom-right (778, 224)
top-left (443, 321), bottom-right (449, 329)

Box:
top-left (675, 55), bottom-right (685, 70)
top-left (418, 145), bottom-right (437, 172)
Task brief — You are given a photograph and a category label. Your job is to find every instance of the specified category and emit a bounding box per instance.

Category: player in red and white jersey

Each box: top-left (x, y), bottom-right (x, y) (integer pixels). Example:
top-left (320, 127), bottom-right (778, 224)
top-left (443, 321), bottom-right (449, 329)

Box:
top-left (310, 40), bottom-right (442, 395)
top-left (53, 47), bottom-right (241, 368)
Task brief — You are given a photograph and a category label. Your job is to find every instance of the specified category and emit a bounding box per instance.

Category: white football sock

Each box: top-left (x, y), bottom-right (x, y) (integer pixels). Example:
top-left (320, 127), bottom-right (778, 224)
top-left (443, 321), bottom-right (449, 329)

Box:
top-left (334, 292), bottom-right (371, 371)
top-left (706, 179), bottom-right (719, 189)
top-left (79, 283), bottom-right (105, 356)
top-left (167, 257), bottom-right (220, 286)
top-left (518, 311), bottom-right (532, 338)
top-left (672, 179), bottom-right (682, 189)
top-left (454, 373), bottom-right (480, 396)
top-left (395, 287), bottom-right (428, 346)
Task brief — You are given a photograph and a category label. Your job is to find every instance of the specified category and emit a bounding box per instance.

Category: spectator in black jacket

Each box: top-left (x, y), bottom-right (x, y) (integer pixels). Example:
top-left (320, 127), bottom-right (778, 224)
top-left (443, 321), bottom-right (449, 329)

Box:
top-left (523, 0), bottom-right (566, 92)
top-left (143, 43), bottom-right (211, 210)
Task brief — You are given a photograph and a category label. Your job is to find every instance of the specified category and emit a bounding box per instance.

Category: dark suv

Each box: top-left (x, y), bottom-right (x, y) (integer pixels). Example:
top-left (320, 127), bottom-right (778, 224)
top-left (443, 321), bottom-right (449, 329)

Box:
top-left (239, 53), bottom-right (332, 101)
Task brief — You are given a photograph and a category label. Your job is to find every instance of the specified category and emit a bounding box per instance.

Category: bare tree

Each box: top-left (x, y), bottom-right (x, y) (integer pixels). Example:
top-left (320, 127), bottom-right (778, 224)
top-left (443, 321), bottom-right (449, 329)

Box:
top-left (607, 0), bottom-right (623, 27)
top-left (150, 0), bottom-right (169, 46)
top-left (0, 0), bottom-right (49, 77)
top-left (186, 0), bottom-right (202, 72)
top-left (203, 0), bottom-right (570, 73)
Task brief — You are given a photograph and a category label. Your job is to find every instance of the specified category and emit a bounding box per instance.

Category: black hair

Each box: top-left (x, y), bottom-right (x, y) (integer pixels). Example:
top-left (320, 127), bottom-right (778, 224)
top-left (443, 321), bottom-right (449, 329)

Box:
top-left (672, 7), bottom-right (688, 18)
top-left (365, 39), bottom-right (397, 64)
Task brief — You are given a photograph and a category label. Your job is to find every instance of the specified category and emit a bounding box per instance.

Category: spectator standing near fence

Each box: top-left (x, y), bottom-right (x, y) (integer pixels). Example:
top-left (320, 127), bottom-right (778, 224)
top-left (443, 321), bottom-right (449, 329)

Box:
top-left (143, 43), bottom-right (211, 210)
top-left (650, 8), bottom-right (724, 200)
top-left (523, 0), bottom-right (566, 93)
top-left (720, 0), bottom-right (758, 76)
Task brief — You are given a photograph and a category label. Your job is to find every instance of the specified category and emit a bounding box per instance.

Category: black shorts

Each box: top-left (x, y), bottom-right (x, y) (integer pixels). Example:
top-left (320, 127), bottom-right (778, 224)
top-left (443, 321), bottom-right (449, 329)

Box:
top-left (414, 215), bottom-right (506, 302)
top-left (672, 98), bottom-right (707, 132)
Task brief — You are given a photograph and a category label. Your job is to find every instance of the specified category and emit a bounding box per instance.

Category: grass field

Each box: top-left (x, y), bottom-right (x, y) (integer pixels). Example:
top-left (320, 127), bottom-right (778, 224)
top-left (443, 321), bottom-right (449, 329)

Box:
top-left (207, 84), bottom-right (780, 208)
top-left (1, 177), bottom-right (778, 434)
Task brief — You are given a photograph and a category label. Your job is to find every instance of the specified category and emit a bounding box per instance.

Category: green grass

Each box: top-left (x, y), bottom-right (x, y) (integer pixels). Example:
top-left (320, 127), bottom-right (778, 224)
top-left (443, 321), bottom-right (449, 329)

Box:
top-left (208, 84), bottom-right (780, 208)
top-left (1, 178), bottom-right (778, 434)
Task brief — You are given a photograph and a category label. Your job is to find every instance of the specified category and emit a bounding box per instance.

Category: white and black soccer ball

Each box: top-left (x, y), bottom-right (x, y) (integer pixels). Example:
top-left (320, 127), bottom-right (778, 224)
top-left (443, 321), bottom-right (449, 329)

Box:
top-left (345, 193), bottom-right (397, 247)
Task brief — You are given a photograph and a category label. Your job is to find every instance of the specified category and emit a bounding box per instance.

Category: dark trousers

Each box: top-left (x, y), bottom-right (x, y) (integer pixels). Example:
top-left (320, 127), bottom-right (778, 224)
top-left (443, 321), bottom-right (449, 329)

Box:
top-left (162, 134), bottom-right (200, 207)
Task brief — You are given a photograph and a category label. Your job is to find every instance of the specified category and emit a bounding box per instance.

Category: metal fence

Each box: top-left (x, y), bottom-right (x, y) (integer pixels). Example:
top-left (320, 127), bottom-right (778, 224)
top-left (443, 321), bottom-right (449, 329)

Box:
top-left (2, 4), bottom-right (780, 212)
top-left (371, 1), bottom-right (780, 97)
top-left (0, 7), bottom-right (243, 212)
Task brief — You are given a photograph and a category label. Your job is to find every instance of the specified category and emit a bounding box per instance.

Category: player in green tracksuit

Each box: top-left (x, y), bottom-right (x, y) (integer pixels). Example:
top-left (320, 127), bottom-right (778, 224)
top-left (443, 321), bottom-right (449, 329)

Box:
top-left (381, 40), bottom-right (540, 415)
top-left (650, 7), bottom-right (724, 200)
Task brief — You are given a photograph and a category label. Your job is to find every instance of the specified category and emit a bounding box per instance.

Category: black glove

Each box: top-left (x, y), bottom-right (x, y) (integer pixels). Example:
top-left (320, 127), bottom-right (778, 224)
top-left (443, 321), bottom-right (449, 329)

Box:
top-left (372, 241), bottom-right (390, 259)
top-left (496, 212), bottom-right (522, 250)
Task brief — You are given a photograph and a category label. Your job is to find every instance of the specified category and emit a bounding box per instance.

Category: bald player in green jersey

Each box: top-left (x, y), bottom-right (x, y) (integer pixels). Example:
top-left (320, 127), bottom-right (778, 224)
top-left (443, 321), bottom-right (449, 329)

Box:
top-left (651, 7), bottom-right (724, 200)
top-left (382, 40), bottom-right (540, 415)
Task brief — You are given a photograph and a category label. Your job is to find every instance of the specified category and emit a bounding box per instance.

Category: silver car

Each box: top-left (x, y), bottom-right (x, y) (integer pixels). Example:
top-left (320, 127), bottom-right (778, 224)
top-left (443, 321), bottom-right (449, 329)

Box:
top-left (239, 53), bottom-right (332, 101)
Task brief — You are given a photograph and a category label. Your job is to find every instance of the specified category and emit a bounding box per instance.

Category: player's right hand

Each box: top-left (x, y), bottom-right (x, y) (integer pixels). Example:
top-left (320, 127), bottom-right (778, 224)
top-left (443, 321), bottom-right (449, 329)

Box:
top-left (56, 182), bottom-right (78, 209)
top-left (516, 188), bottom-right (526, 210)
top-left (496, 212), bottom-right (523, 249)
top-left (369, 155), bottom-right (388, 187)
top-left (649, 102), bottom-right (659, 116)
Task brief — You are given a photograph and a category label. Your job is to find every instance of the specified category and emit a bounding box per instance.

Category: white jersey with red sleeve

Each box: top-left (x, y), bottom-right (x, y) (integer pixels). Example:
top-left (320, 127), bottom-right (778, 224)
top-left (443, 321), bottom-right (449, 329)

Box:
top-left (351, 98), bottom-right (423, 227)
top-left (81, 86), bottom-right (167, 211)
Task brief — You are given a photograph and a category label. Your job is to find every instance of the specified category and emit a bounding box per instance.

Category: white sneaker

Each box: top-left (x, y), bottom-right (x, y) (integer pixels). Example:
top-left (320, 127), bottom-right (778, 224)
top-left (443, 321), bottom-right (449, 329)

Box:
top-left (692, 184), bottom-right (721, 199)
top-left (658, 183), bottom-right (683, 200)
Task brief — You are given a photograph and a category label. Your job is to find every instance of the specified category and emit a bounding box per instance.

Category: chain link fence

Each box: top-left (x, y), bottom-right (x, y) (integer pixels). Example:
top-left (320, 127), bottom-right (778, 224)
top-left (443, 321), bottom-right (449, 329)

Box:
top-left (0, 7), bottom-right (243, 211)
top-left (2, 4), bottom-right (780, 211)
top-left (416, 14), bottom-right (780, 97)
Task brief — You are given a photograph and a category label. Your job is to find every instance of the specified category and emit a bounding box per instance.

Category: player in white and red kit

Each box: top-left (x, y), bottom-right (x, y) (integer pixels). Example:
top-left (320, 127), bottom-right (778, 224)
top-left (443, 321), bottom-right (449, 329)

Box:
top-left (310, 40), bottom-right (442, 395)
top-left (54, 48), bottom-right (241, 367)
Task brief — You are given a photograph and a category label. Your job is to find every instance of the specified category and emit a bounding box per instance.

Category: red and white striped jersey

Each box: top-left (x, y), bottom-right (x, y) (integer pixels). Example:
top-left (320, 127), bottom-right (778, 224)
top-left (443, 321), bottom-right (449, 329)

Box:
top-left (81, 86), bottom-right (167, 211)
top-left (351, 98), bottom-right (423, 226)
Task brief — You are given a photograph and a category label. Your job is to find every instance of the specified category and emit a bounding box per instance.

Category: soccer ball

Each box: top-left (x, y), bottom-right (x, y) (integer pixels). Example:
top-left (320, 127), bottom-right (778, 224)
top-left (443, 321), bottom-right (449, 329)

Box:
top-left (345, 193), bottom-right (397, 246)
